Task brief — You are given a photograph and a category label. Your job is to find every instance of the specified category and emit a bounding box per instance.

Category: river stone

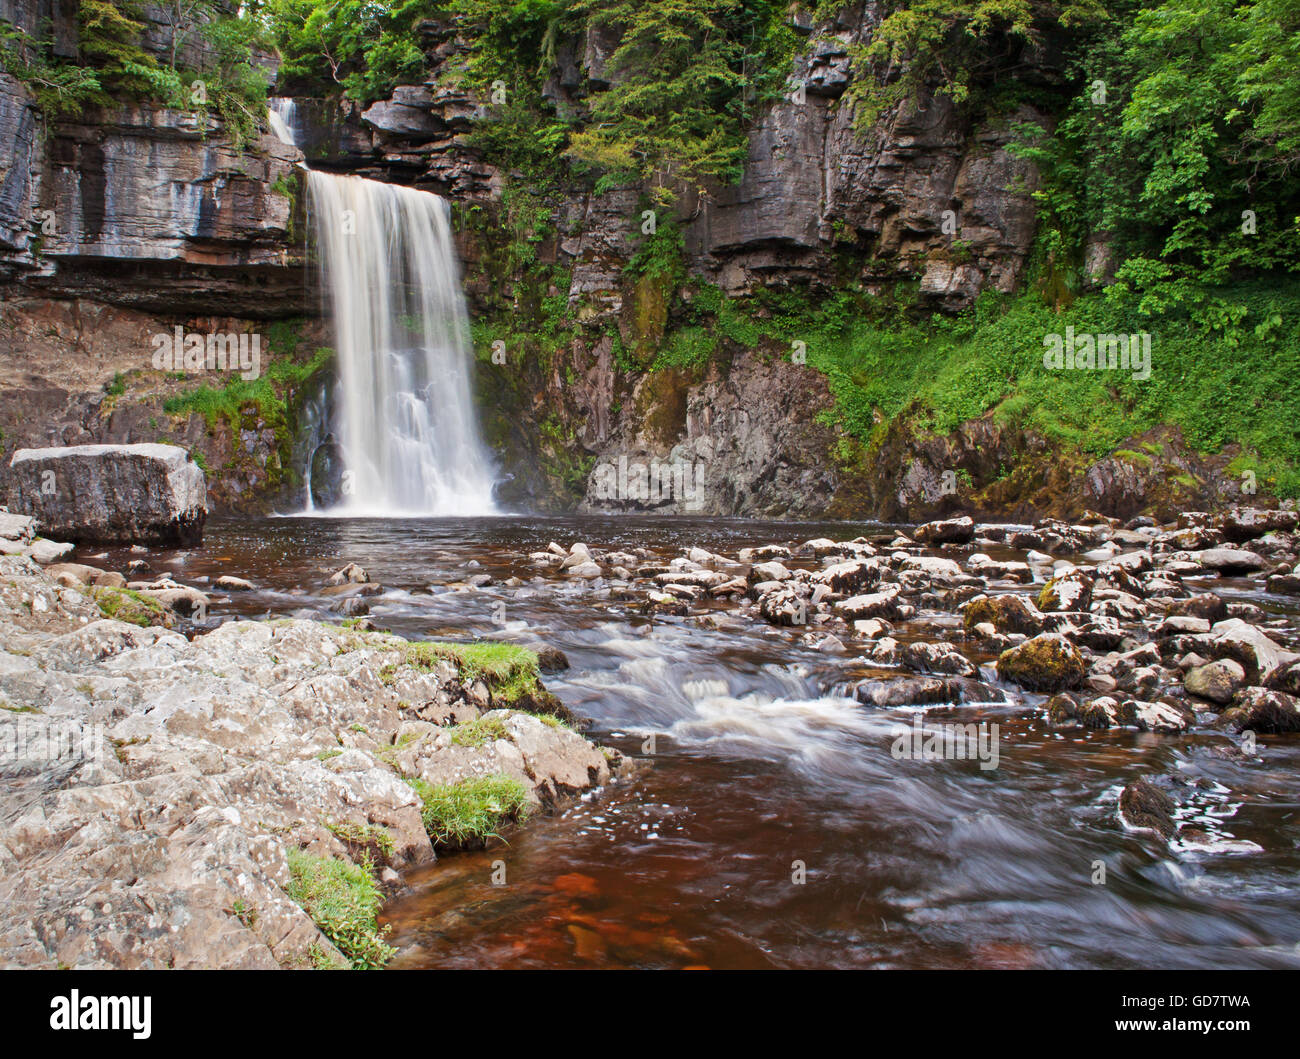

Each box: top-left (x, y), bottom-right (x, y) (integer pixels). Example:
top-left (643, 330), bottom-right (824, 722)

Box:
top-left (1220, 507), bottom-right (1300, 542)
top-left (1207, 618), bottom-right (1300, 684)
top-left (913, 516), bottom-right (974, 545)
top-left (962, 593), bottom-right (1045, 636)
top-left (1119, 778), bottom-right (1177, 839)
top-left (7, 444), bottom-right (207, 546)
top-left (996, 633), bottom-right (1086, 692)
top-left (1219, 687), bottom-right (1300, 734)
top-left (1190, 548), bottom-right (1268, 574)
top-left (1184, 659), bottom-right (1246, 705)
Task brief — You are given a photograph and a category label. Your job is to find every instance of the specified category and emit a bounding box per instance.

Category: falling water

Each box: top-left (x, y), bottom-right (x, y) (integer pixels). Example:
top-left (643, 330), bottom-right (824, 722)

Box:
top-left (268, 98), bottom-right (498, 515)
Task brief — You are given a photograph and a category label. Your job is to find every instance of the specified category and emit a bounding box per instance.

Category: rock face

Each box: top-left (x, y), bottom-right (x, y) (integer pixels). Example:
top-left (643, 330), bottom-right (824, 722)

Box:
top-left (0, 555), bottom-right (616, 968)
top-left (7, 443), bottom-right (208, 545)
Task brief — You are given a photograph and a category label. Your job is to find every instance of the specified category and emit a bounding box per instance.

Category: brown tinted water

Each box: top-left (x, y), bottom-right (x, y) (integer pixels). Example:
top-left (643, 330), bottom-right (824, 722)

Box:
top-left (81, 515), bottom-right (1300, 969)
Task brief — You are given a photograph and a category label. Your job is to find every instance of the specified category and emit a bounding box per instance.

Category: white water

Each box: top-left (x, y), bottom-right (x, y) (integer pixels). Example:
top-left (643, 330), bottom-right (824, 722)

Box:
top-left (268, 99), bottom-right (499, 516)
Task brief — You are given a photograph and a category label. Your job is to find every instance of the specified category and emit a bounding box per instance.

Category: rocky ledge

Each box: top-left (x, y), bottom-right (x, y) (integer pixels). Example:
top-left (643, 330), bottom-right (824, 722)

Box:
top-left (0, 553), bottom-right (621, 969)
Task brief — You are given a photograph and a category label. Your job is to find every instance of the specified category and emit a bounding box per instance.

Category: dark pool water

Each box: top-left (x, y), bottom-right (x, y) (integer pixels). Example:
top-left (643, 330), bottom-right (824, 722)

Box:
top-left (79, 515), bottom-right (1300, 969)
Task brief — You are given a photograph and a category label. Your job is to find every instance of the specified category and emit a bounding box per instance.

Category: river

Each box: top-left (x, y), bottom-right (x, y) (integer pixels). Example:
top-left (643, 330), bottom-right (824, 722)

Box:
top-left (81, 514), bottom-right (1300, 969)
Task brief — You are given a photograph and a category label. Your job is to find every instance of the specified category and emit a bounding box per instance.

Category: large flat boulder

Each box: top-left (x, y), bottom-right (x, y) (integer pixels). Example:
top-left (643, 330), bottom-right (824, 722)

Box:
top-left (8, 444), bottom-right (206, 546)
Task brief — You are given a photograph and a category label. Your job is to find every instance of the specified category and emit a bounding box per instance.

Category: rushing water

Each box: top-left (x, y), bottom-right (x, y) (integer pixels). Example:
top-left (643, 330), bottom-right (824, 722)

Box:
top-left (305, 173), bottom-right (498, 515)
top-left (86, 515), bottom-right (1300, 970)
top-left (268, 98), bottom-right (498, 516)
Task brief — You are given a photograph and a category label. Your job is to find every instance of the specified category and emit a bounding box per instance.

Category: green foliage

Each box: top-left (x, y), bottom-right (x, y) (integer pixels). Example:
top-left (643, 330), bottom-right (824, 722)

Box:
top-left (89, 586), bottom-right (168, 627)
top-left (285, 848), bottom-right (395, 969)
top-left (699, 277), bottom-right (1300, 496)
top-left (405, 774), bottom-right (531, 849)
top-left (448, 714), bottom-right (511, 747)
top-left (840, 0), bottom-right (1106, 128)
top-left (384, 640), bottom-right (547, 706)
top-left (268, 0), bottom-right (439, 101)
top-left (1014, 0), bottom-right (1300, 308)
top-left (1, 2), bottom-right (270, 145)
top-left (563, 0), bottom-right (798, 202)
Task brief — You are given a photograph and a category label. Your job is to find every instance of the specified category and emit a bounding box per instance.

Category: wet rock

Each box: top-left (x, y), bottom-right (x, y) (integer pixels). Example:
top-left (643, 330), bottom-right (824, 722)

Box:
top-left (852, 618), bottom-right (893, 640)
top-left (1184, 659), bottom-right (1246, 705)
top-left (7, 444), bottom-right (207, 546)
top-left (333, 597), bottom-right (370, 617)
top-left (1220, 507), bottom-right (1300, 542)
top-left (855, 675), bottom-right (1005, 708)
top-left (1036, 568), bottom-right (1094, 612)
top-left (812, 558), bottom-right (883, 594)
top-left (1153, 615), bottom-right (1211, 636)
top-left (914, 516), bottom-right (974, 545)
top-left (996, 633), bottom-right (1086, 692)
top-left (1165, 593), bottom-right (1228, 624)
top-left (747, 560), bottom-right (792, 584)
top-left (1206, 618), bottom-right (1300, 684)
top-left (1219, 687), bottom-right (1300, 733)
top-left (216, 575), bottom-right (255, 591)
top-left (1067, 616), bottom-right (1125, 652)
top-left (536, 647), bottom-right (570, 673)
top-left (834, 586), bottom-right (904, 622)
top-left (1190, 548), bottom-right (1268, 575)
top-left (1045, 692), bottom-right (1079, 726)
top-left (1119, 778), bottom-right (1177, 839)
top-left (966, 554), bottom-right (1033, 582)
top-left (758, 585), bottom-right (812, 626)
top-left (560, 543), bottom-right (595, 570)
top-left (961, 593), bottom-right (1045, 636)
top-left (1266, 573), bottom-right (1300, 595)
top-left (902, 640), bottom-right (979, 678)
top-left (327, 562), bottom-right (370, 586)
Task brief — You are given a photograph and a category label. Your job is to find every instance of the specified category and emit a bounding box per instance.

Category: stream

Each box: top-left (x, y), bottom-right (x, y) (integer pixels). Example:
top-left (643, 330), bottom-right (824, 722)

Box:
top-left (82, 514), bottom-right (1300, 969)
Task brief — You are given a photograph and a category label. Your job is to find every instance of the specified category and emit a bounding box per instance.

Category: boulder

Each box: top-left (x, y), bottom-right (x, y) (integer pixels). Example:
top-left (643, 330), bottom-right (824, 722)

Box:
top-left (1207, 618), bottom-right (1300, 684)
top-left (1219, 687), bottom-right (1300, 734)
top-left (914, 516), bottom-right (974, 545)
top-left (1037, 568), bottom-right (1093, 612)
top-left (854, 675), bottom-right (1005, 708)
top-left (7, 444), bottom-right (206, 546)
top-left (1189, 548), bottom-right (1268, 575)
top-left (1220, 507), bottom-right (1299, 542)
top-left (1183, 659), bottom-right (1246, 705)
top-left (996, 633), bottom-right (1086, 692)
top-left (962, 593), bottom-right (1045, 636)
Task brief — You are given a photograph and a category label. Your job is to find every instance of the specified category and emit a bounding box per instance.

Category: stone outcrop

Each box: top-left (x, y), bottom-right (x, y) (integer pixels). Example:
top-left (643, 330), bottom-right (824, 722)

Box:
top-left (7, 443), bottom-right (207, 545)
top-left (0, 554), bottom-right (617, 968)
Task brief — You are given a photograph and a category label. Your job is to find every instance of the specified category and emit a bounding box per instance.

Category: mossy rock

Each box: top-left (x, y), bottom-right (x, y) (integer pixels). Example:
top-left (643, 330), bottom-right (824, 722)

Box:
top-left (996, 633), bottom-right (1086, 692)
top-left (1037, 570), bottom-right (1093, 612)
top-left (88, 586), bottom-right (174, 629)
top-left (962, 593), bottom-right (1045, 635)
top-left (1044, 692), bottom-right (1079, 726)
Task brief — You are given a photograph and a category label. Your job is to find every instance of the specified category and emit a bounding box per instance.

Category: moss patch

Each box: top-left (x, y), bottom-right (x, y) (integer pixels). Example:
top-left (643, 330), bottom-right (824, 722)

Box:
top-left (88, 586), bottom-right (171, 628)
top-left (381, 641), bottom-right (570, 720)
top-left (405, 774), bottom-right (531, 851)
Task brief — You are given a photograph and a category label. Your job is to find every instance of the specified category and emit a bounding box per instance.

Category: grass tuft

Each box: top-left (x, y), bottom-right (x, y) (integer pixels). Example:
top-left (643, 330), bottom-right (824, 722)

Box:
top-left (285, 848), bottom-right (395, 970)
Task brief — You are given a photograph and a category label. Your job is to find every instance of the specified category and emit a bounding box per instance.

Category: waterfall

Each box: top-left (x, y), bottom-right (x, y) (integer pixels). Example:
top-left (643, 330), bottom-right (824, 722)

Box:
top-left (268, 97), bottom-right (298, 147)
top-left (268, 99), bottom-right (499, 516)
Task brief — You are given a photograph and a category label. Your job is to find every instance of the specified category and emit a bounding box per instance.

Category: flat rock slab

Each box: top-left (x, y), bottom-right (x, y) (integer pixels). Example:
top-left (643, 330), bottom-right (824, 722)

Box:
top-left (7, 444), bottom-right (206, 546)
